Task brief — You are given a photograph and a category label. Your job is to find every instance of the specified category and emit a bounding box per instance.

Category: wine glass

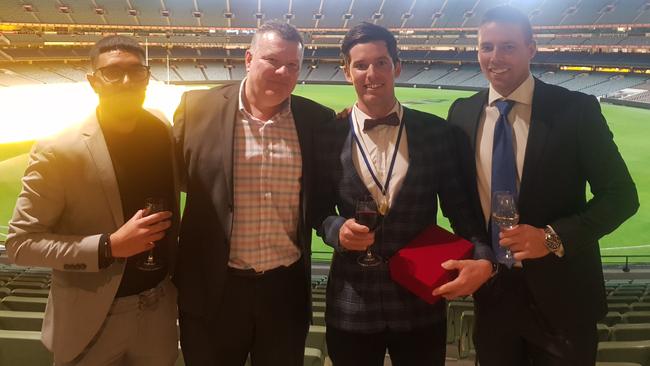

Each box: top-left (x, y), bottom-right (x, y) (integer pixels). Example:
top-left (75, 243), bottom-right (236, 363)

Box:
top-left (491, 191), bottom-right (519, 260)
top-left (355, 197), bottom-right (383, 267)
top-left (137, 197), bottom-right (167, 271)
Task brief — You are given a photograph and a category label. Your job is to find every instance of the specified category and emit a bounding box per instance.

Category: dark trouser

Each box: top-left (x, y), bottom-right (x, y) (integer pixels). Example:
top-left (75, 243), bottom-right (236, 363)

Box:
top-left (474, 266), bottom-right (598, 366)
top-left (179, 259), bottom-right (309, 366)
top-left (326, 321), bottom-right (446, 366)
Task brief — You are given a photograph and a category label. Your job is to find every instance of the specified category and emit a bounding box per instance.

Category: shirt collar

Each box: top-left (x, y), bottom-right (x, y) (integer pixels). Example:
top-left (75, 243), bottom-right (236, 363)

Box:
top-left (238, 77), bottom-right (292, 122)
top-left (488, 73), bottom-right (534, 107)
top-left (352, 100), bottom-right (403, 131)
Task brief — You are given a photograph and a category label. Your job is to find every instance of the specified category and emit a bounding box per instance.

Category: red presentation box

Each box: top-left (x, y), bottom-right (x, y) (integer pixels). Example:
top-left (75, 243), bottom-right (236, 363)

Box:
top-left (389, 225), bottom-right (474, 304)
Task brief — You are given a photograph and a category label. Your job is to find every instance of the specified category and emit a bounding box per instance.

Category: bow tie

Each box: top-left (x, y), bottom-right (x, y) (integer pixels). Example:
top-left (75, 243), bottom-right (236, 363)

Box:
top-left (363, 112), bottom-right (400, 131)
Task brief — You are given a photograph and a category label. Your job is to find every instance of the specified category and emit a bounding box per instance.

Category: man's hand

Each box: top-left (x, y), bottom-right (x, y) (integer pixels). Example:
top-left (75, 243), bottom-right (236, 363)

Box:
top-left (338, 218), bottom-right (375, 251)
top-left (109, 209), bottom-right (172, 258)
top-left (499, 224), bottom-right (549, 261)
top-left (432, 259), bottom-right (492, 300)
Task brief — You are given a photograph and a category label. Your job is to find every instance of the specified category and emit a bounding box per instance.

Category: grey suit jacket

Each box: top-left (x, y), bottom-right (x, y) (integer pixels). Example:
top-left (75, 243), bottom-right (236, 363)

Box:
top-left (6, 109), bottom-right (180, 362)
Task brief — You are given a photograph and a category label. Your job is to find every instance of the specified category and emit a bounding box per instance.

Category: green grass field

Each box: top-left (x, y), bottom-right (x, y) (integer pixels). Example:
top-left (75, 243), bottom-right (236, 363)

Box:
top-left (1, 85), bottom-right (648, 262)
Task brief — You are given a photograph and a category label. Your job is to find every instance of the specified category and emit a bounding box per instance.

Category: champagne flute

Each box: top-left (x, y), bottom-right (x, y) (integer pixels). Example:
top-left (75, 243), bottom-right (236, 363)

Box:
top-left (355, 197), bottom-right (383, 267)
top-left (137, 197), bottom-right (167, 271)
top-left (491, 191), bottom-right (519, 260)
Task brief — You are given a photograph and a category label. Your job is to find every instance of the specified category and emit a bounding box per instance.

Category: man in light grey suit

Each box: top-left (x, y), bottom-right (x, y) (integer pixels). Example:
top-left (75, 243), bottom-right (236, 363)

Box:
top-left (6, 35), bottom-right (180, 365)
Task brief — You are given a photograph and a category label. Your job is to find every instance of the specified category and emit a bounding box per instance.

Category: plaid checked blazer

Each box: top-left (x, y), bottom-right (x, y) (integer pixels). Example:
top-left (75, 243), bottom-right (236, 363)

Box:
top-left (312, 107), bottom-right (489, 333)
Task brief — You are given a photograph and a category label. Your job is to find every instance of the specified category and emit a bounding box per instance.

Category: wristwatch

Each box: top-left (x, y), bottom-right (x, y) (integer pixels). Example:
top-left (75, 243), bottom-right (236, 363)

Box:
top-left (490, 261), bottom-right (500, 278)
top-left (544, 226), bottom-right (565, 257)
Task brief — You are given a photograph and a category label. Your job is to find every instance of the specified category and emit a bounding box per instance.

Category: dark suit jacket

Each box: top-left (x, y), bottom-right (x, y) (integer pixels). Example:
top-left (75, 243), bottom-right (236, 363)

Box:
top-left (448, 78), bottom-right (639, 330)
top-left (172, 83), bottom-right (334, 320)
top-left (312, 107), bottom-right (489, 333)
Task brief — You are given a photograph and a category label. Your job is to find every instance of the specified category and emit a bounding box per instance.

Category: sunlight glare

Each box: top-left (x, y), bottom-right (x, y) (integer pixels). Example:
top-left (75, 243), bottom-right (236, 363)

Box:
top-left (0, 81), bottom-right (207, 143)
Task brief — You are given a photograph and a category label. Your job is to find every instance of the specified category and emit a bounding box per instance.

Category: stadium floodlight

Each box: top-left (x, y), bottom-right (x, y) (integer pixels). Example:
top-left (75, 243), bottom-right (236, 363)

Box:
top-left (161, 10), bottom-right (170, 17)
top-left (192, 11), bottom-right (202, 18)
top-left (128, 9), bottom-right (138, 16)
top-left (224, 12), bottom-right (234, 18)
top-left (95, 7), bottom-right (105, 15)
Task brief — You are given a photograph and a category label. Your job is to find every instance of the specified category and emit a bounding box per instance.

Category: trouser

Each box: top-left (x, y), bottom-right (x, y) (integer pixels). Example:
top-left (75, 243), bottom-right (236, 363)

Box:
top-left (474, 266), bottom-right (598, 366)
top-left (326, 321), bottom-right (447, 366)
top-left (179, 259), bottom-right (309, 366)
top-left (57, 279), bottom-right (178, 366)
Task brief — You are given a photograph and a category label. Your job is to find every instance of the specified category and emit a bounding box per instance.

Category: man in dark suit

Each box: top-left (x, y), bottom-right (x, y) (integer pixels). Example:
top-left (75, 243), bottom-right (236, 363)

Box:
top-left (313, 22), bottom-right (491, 366)
top-left (446, 6), bottom-right (639, 365)
top-left (172, 21), bottom-right (333, 366)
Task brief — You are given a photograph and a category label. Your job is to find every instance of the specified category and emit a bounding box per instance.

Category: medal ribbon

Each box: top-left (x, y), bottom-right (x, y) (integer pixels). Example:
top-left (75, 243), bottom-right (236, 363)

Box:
top-left (349, 112), bottom-right (405, 210)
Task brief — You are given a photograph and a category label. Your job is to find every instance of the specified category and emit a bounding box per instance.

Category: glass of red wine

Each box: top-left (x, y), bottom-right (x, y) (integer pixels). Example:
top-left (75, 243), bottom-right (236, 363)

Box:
top-left (355, 197), bottom-right (382, 267)
top-left (137, 197), bottom-right (167, 271)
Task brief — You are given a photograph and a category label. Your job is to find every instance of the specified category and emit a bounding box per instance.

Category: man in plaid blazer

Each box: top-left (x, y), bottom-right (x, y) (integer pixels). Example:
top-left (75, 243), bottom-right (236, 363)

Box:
top-left (312, 22), bottom-right (492, 366)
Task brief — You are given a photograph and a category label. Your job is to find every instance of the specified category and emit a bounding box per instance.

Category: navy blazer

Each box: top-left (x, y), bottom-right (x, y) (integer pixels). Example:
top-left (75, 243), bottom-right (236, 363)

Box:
top-left (448, 78), bottom-right (639, 330)
top-left (312, 107), bottom-right (489, 333)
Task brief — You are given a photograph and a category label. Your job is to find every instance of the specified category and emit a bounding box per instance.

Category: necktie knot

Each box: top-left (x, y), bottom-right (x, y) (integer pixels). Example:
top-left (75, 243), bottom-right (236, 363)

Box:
top-left (363, 112), bottom-right (400, 131)
top-left (494, 100), bottom-right (515, 118)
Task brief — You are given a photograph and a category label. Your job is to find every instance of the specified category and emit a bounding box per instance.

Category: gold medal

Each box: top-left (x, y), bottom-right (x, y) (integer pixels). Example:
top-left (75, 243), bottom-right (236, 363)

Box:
top-left (378, 196), bottom-right (389, 215)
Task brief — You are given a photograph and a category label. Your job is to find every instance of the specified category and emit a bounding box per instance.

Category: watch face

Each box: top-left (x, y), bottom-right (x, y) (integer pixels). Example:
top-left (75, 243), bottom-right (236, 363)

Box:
top-left (545, 230), bottom-right (561, 250)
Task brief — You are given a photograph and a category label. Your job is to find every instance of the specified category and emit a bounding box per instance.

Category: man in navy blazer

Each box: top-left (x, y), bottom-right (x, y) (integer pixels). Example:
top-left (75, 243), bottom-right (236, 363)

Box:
top-left (446, 6), bottom-right (639, 365)
top-left (312, 22), bottom-right (492, 366)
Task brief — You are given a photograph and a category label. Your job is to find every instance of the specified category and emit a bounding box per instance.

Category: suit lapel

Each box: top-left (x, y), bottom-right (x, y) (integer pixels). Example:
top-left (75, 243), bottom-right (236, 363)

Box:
top-left (519, 79), bottom-right (550, 213)
top-left (81, 113), bottom-right (124, 227)
top-left (214, 86), bottom-right (238, 205)
top-left (467, 91), bottom-right (489, 151)
top-left (291, 98), bottom-right (311, 232)
top-left (339, 116), bottom-right (371, 199)
top-left (389, 108), bottom-right (419, 211)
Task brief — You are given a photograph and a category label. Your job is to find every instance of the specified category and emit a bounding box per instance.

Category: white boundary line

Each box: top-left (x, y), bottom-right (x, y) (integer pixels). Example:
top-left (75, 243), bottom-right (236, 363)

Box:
top-left (601, 244), bottom-right (650, 251)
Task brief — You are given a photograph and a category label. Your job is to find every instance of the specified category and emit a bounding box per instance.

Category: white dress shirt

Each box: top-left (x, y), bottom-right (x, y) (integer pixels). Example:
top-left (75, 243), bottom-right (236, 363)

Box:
top-left (476, 74), bottom-right (534, 226)
top-left (350, 101), bottom-right (409, 212)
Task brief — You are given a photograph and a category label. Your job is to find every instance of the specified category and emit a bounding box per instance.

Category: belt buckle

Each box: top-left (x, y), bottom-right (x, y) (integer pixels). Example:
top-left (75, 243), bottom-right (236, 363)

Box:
top-left (138, 286), bottom-right (163, 310)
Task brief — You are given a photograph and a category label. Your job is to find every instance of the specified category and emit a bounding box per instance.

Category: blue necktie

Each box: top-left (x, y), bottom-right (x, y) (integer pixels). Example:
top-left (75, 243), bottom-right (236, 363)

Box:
top-left (491, 100), bottom-right (517, 267)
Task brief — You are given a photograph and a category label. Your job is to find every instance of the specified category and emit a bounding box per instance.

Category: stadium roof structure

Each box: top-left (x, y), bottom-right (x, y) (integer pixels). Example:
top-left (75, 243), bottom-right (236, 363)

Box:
top-left (1, 0), bottom-right (650, 29)
top-left (1, 0), bottom-right (649, 90)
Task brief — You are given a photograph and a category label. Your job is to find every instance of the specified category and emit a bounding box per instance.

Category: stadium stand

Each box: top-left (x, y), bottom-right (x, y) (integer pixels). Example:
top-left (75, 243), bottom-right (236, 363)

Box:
top-left (1, 1), bottom-right (649, 362)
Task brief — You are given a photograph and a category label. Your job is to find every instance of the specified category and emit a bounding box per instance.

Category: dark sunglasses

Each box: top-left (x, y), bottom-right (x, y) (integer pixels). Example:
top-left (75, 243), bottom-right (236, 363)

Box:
top-left (94, 64), bottom-right (150, 83)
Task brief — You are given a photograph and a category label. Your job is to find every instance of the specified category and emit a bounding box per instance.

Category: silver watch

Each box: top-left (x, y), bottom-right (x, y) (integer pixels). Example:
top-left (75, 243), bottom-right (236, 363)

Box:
top-left (544, 226), bottom-right (563, 255)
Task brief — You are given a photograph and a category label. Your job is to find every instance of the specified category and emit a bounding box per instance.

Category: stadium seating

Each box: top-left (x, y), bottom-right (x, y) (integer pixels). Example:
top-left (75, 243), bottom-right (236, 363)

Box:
top-left (0, 330), bottom-right (52, 365)
top-left (598, 340), bottom-right (650, 366)
top-left (624, 312), bottom-right (650, 324)
top-left (611, 324), bottom-right (650, 342)
top-left (0, 310), bottom-right (44, 331)
top-left (446, 301), bottom-right (474, 344)
top-left (0, 296), bottom-right (48, 312)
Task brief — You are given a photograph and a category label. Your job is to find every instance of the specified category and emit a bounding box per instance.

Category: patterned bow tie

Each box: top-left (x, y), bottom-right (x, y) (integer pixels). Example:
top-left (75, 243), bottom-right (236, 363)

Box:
top-left (363, 112), bottom-right (400, 131)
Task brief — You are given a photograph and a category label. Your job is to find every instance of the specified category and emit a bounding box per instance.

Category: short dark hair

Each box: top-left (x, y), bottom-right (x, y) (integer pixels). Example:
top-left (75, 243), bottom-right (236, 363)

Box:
top-left (480, 6), bottom-right (534, 43)
top-left (341, 22), bottom-right (399, 65)
top-left (89, 35), bottom-right (146, 70)
top-left (251, 20), bottom-right (304, 50)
